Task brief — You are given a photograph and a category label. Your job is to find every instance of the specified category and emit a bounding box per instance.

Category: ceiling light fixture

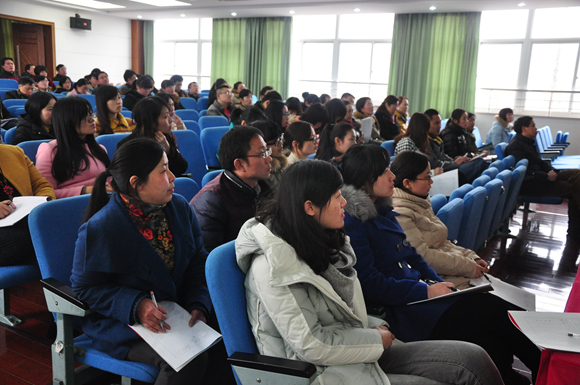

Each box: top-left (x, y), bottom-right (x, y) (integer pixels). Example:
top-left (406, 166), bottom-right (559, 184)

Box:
top-left (429, 6), bottom-right (436, 10)
top-left (518, 2), bottom-right (526, 6)
top-left (231, 12), bottom-right (237, 16)
top-left (53, 0), bottom-right (125, 9)
top-left (354, 8), bottom-right (360, 12)
top-left (289, 10), bottom-right (295, 14)
top-left (130, 0), bottom-right (190, 7)
top-left (137, 15), bottom-right (143, 18)
top-left (180, 13), bottom-right (185, 17)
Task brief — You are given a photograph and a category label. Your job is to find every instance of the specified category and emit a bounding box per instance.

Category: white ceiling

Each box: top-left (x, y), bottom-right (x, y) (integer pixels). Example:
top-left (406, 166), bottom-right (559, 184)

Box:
top-left (31, 0), bottom-right (580, 20)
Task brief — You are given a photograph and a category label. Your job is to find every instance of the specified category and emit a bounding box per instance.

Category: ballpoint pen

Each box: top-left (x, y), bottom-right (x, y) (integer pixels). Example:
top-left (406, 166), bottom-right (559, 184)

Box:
top-left (150, 291), bottom-right (166, 331)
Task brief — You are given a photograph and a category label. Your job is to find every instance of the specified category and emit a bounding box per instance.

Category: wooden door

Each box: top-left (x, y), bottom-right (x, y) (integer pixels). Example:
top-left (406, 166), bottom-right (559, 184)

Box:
top-left (12, 23), bottom-right (45, 75)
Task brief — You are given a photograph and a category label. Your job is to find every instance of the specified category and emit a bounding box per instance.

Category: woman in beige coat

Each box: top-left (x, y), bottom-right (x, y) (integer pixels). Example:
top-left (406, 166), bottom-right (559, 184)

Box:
top-left (390, 151), bottom-right (489, 289)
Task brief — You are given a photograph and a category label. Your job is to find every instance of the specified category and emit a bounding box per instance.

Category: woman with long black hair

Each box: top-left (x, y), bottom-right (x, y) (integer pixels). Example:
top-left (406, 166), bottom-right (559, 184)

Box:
top-left (95, 85), bottom-right (135, 135)
top-left (12, 92), bottom-right (57, 145)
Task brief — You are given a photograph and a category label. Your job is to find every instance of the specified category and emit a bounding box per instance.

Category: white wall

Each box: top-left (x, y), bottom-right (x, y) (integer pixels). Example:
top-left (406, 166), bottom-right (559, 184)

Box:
top-left (476, 113), bottom-right (580, 155)
top-left (2, 0), bottom-right (131, 84)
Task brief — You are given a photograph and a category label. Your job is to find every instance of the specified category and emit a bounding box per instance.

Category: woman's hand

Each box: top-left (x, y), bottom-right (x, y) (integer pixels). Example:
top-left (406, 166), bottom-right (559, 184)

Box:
top-left (137, 298), bottom-right (170, 333)
top-left (0, 200), bottom-right (16, 219)
top-left (454, 156), bottom-right (469, 165)
top-left (155, 131), bottom-right (170, 151)
top-left (472, 259), bottom-right (489, 278)
top-left (548, 170), bottom-right (558, 182)
top-left (373, 326), bottom-right (395, 349)
top-left (188, 309), bottom-right (206, 327)
top-left (427, 282), bottom-right (456, 298)
top-left (172, 114), bottom-right (185, 130)
top-left (433, 167), bottom-right (444, 176)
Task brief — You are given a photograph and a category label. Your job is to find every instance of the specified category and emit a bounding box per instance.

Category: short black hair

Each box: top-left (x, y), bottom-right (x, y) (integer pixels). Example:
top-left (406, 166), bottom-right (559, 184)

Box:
top-left (498, 108), bottom-right (514, 122)
top-left (263, 90), bottom-right (282, 102)
top-left (33, 75), bottom-right (47, 83)
top-left (391, 151), bottom-right (430, 189)
top-left (251, 120), bottom-right (281, 143)
top-left (341, 144), bottom-right (391, 192)
top-left (259, 86), bottom-right (273, 98)
top-left (123, 69), bottom-right (137, 82)
top-left (341, 93), bottom-right (354, 100)
top-left (161, 79), bottom-right (175, 89)
top-left (320, 94), bottom-right (331, 104)
top-left (25, 63), bottom-right (34, 71)
top-left (34, 65), bottom-right (47, 76)
top-left (170, 74), bottom-right (183, 82)
top-left (18, 77), bottom-right (34, 86)
top-left (1, 57), bottom-right (14, 66)
top-left (424, 109), bottom-right (440, 119)
top-left (241, 106), bottom-right (267, 125)
top-left (513, 116), bottom-right (533, 134)
top-left (239, 88), bottom-right (252, 99)
top-left (233, 81), bottom-right (243, 91)
top-left (218, 126), bottom-right (264, 172)
top-left (285, 97), bottom-right (302, 114)
top-left (56, 64), bottom-right (65, 71)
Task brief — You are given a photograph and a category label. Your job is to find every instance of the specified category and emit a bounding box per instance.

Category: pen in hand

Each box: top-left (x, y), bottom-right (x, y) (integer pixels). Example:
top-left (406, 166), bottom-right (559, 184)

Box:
top-left (568, 332), bottom-right (580, 337)
top-left (483, 273), bottom-right (492, 284)
top-left (150, 291), bottom-right (166, 332)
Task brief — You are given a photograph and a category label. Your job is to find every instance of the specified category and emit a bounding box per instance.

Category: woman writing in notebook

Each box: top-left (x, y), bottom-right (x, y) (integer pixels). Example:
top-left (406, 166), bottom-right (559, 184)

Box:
top-left (71, 139), bottom-right (211, 385)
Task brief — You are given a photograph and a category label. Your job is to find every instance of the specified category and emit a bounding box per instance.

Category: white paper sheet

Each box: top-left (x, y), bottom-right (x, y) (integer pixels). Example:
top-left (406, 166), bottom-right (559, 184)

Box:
top-left (361, 117), bottom-right (373, 143)
top-left (429, 169), bottom-right (459, 197)
top-left (0, 196), bottom-right (48, 227)
top-left (408, 283), bottom-right (492, 305)
top-left (471, 274), bottom-right (536, 311)
top-left (509, 311), bottom-right (580, 353)
top-left (129, 301), bottom-right (222, 372)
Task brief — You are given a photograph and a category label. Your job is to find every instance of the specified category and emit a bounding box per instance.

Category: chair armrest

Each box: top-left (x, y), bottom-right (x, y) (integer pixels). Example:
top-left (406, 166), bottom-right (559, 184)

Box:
top-left (41, 278), bottom-right (92, 317)
top-left (228, 352), bottom-right (317, 381)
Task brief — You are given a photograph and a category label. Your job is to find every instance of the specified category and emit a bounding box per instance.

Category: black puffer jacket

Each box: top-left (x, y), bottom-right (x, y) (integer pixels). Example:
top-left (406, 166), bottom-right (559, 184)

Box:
top-left (12, 114), bottom-right (56, 145)
top-left (505, 133), bottom-right (554, 183)
top-left (375, 107), bottom-right (399, 140)
top-left (440, 122), bottom-right (469, 159)
top-left (122, 90), bottom-right (145, 111)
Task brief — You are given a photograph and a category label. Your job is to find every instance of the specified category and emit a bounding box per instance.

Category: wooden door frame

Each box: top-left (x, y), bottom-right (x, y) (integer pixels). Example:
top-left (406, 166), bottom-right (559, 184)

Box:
top-left (0, 14), bottom-right (55, 76)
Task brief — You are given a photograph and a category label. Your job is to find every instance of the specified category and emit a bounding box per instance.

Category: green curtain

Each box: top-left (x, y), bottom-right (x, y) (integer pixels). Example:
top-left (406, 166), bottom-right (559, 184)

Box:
top-left (143, 20), bottom-right (155, 75)
top-left (388, 12), bottom-right (481, 118)
top-left (211, 17), bottom-right (292, 98)
top-left (0, 19), bottom-right (14, 60)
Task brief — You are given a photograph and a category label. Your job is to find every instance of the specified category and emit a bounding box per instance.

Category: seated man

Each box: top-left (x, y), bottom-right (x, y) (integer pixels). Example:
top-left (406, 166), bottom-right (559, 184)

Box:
top-left (505, 116), bottom-right (580, 269)
top-left (120, 70), bottom-right (137, 95)
top-left (0, 57), bottom-right (19, 80)
top-left (341, 92), bottom-right (355, 104)
top-left (53, 64), bottom-right (67, 84)
top-left (260, 90), bottom-right (282, 110)
top-left (5, 77), bottom-right (35, 100)
top-left (34, 65), bottom-right (57, 91)
top-left (258, 86), bottom-right (273, 102)
top-left (206, 84), bottom-right (234, 121)
top-left (190, 126), bottom-right (272, 252)
top-left (21, 64), bottom-right (35, 79)
top-left (97, 71), bottom-right (110, 87)
top-left (170, 75), bottom-right (187, 98)
top-left (187, 81), bottom-right (199, 100)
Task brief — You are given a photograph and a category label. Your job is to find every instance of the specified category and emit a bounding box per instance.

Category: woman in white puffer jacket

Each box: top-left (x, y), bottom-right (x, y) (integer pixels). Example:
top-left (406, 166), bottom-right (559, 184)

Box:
top-left (235, 159), bottom-right (503, 385)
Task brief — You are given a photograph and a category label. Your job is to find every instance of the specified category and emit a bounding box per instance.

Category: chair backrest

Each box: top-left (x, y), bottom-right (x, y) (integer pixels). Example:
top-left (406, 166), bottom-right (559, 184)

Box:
top-left (473, 126), bottom-right (483, 147)
top-left (0, 79), bottom-right (18, 89)
top-left (200, 127), bottom-right (228, 168)
top-left (197, 97), bottom-right (209, 111)
top-left (441, 118), bottom-right (449, 128)
top-left (472, 175), bottom-right (490, 188)
top-left (4, 127), bottom-right (17, 145)
top-left (0, 128), bottom-right (5, 142)
top-left (490, 169), bottom-right (512, 234)
top-left (16, 139), bottom-right (51, 164)
top-left (199, 109), bottom-right (207, 117)
top-left (482, 167), bottom-right (498, 179)
top-left (173, 177), bottom-right (200, 202)
top-left (563, 132), bottom-right (569, 143)
top-left (29, 195), bottom-right (91, 285)
top-left (179, 97), bottom-right (198, 111)
top-left (489, 159), bottom-right (505, 172)
top-left (12, 107), bottom-right (25, 117)
top-left (0, 89), bottom-right (7, 101)
top-left (53, 80), bottom-right (59, 87)
top-left (556, 131), bottom-right (563, 143)
top-left (475, 179), bottom-right (503, 249)
top-left (516, 158), bottom-right (529, 168)
top-left (3, 99), bottom-right (26, 109)
top-left (76, 94), bottom-right (97, 110)
top-left (206, 240), bottom-right (259, 364)
top-left (436, 198), bottom-right (464, 241)
top-left (502, 155), bottom-right (515, 170)
top-left (503, 164), bottom-right (527, 221)
top-left (430, 194), bottom-right (447, 215)
top-left (95, 133), bottom-right (130, 161)
top-left (509, 131), bottom-right (516, 141)
top-left (120, 110), bottom-right (132, 119)
top-left (182, 120), bottom-right (200, 136)
top-left (199, 116), bottom-right (229, 131)
top-left (495, 142), bottom-right (507, 160)
top-left (202, 169), bottom-right (223, 187)
top-left (173, 130), bottom-right (208, 186)
top-left (449, 184), bottom-right (473, 202)
top-left (380, 140), bottom-right (395, 157)
top-left (456, 186), bottom-right (487, 250)
top-left (175, 109), bottom-right (199, 122)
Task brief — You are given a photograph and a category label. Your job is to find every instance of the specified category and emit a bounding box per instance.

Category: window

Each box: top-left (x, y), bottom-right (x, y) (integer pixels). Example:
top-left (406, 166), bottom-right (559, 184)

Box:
top-left (289, 13), bottom-right (394, 105)
top-left (476, 7), bottom-right (580, 117)
top-left (154, 18), bottom-right (212, 90)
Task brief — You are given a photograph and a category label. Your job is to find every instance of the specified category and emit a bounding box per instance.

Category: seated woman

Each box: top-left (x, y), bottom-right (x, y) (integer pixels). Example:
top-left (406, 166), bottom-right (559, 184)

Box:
top-left (36, 97), bottom-right (112, 198)
top-left (298, 103), bottom-right (329, 134)
top-left (264, 100), bottom-right (289, 132)
top-left (375, 95), bottom-right (399, 141)
top-left (12, 92), bottom-right (57, 145)
top-left (284, 121), bottom-right (318, 165)
top-left (118, 97), bottom-right (188, 177)
top-left (0, 144), bottom-right (55, 266)
top-left (440, 108), bottom-right (472, 159)
top-left (54, 76), bottom-right (72, 94)
top-left (285, 96), bottom-right (302, 125)
top-left (393, 113), bottom-right (433, 157)
top-left (314, 122), bottom-right (357, 163)
top-left (95, 85), bottom-right (135, 135)
top-left (252, 120), bottom-right (286, 193)
top-left (236, 159), bottom-right (503, 385)
top-left (342, 101), bottom-right (361, 138)
top-left (71, 138), bottom-right (210, 385)
top-left (353, 97), bottom-right (383, 142)
top-left (340, 144), bottom-right (541, 385)
top-left (394, 96), bottom-right (409, 134)
top-left (155, 93), bottom-right (186, 131)
top-left (234, 88), bottom-right (253, 110)
top-left (34, 75), bottom-right (52, 93)
top-left (391, 151), bottom-right (489, 289)
top-left (124, 76), bottom-right (154, 111)
top-left (66, 78), bottom-right (90, 97)
top-left (486, 107), bottom-right (514, 154)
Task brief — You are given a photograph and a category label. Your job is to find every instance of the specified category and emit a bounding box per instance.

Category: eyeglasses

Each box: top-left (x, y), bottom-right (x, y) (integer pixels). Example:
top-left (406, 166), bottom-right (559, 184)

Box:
top-left (246, 147), bottom-right (272, 159)
top-left (218, 91), bottom-right (232, 95)
top-left (307, 134), bottom-right (320, 144)
top-left (415, 175), bottom-right (432, 182)
top-left (282, 112), bottom-right (290, 117)
top-left (85, 113), bottom-right (97, 123)
top-left (267, 134), bottom-right (284, 147)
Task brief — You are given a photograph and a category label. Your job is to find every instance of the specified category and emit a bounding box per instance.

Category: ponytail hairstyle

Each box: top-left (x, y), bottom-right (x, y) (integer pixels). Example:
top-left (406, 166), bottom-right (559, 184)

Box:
top-left (445, 108), bottom-right (466, 130)
top-left (85, 138), bottom-right (165, 221)
top-left (51, 97), bottom-right (110, 184)
top-left (131, 96), bottom-right (178, 149)
top-left (284, 121), bottom-right (314, 151)
top-left (95, 85), bottom-right (122, 135)
top-left (315, 122), bottom-right (355, 161)
top-left (325, 98), bottom-right (347, 124)
top-left (256, 160), bottom-right (345, 275)
top-left (341, 144), bottom-right (391, 194)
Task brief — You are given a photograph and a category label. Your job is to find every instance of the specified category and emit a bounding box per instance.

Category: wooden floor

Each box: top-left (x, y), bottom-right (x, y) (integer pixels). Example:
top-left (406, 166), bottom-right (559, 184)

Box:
top-left (0, 202), bottom-right (577, 385)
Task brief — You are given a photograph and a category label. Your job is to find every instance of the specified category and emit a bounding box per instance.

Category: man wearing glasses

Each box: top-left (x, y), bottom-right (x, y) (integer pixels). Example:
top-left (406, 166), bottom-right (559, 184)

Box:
top-left (207, 84), bottom-right (235, 122)
top-left (191, 126), bottom-right (272, 252)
